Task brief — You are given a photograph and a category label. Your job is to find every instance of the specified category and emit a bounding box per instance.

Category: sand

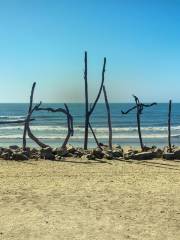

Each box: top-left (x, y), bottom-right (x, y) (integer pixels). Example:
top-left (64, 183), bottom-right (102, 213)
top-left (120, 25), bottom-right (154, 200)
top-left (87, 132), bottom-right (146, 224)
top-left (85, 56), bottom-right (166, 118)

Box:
top-left (0, 157), bottom-right (180, 240)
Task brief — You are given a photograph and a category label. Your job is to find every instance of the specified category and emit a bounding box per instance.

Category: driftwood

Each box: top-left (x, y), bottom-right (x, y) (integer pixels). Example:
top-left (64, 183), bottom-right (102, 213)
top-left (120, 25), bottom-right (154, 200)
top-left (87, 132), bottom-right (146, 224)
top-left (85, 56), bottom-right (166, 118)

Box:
top-left (168, 100), bottom-right (172, 152)
top-left (84, 51), bottom-right (106, 149)
top-left (35, 105), bottom-right (73, 149)
top-left (88, 122), bottom-right (102, 150)
top-left (103, 85), bottom-right (112, 149)
top-left (23, 82), bottom-right (48, 149)
top-left (122, 95), bottom-right (157, 151)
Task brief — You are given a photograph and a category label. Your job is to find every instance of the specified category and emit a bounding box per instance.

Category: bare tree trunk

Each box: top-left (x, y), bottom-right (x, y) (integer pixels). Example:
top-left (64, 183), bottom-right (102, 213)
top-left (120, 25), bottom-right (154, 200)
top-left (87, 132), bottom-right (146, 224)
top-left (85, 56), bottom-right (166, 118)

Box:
top-left (103, 85), bottom-right (112, 150)
top-left (84, 51), bottom-right (89, 150)
top-left (168, 99), bottom-right (172, 152)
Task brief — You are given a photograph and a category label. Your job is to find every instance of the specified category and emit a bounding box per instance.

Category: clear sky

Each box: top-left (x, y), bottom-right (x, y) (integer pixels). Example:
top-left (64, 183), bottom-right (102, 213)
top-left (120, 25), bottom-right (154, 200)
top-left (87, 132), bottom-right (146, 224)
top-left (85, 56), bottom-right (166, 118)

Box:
top-left (0, 0), bottom-right (180, 103)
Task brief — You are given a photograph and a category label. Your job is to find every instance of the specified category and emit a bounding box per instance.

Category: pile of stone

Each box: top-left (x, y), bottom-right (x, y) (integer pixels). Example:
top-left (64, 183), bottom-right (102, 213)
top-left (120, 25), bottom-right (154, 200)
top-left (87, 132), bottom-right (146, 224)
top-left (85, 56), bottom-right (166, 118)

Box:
top-left (0, 144), bottom-right (124, 161)
top-left (162, 146), bottom-right (180, 160)
top-left (123, 146), bottom-right (163, 160)
top-left (0, 144), bottom-right (179, 161)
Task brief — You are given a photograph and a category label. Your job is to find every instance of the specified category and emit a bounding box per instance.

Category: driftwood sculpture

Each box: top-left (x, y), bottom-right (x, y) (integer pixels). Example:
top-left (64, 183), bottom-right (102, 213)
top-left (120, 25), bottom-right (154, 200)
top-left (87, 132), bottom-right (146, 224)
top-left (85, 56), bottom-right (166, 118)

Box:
top-left (168, 100), bottom-right (172, 152)
top-left (35, 104), bottom-right (73, 149)
top-left (23, 82), bottom-right (73, 149)
top-left (23, 82), bottom-right (48, 149)
top-left (103, 85), bottom-right (112, 149)
top-left (84, 51), bottom-right (106, 149)
top-left (121, 95), bottom-right (157, 151)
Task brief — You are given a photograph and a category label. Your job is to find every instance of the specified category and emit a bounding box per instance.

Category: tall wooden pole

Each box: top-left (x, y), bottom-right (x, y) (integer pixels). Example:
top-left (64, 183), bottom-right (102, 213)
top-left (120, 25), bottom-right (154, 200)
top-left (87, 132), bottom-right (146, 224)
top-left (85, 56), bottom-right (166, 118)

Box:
top-left (168, 100), bottom-right (172, 152)
top-left (103, 85), bottom-right (112, 150)
top-left (84, 51), bottom-right (89, 150)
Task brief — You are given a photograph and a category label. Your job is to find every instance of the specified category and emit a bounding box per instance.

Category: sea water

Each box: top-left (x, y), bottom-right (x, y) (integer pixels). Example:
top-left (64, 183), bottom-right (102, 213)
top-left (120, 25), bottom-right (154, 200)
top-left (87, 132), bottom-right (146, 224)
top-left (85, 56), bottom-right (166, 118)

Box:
top-left (0, 103), bottom-right (180, 148)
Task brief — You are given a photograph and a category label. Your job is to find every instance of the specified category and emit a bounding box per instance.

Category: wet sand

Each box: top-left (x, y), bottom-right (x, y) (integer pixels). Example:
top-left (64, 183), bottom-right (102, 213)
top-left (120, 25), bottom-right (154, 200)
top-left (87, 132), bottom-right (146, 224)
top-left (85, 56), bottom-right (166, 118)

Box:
top-left (0, 157), bottom-right (180, 240)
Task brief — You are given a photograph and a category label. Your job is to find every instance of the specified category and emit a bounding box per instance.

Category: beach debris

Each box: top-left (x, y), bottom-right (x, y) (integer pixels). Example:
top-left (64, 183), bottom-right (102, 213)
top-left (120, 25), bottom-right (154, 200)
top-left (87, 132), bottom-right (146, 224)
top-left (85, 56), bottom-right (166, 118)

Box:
top-left (121, 95), bottom-right (157, 151)
top-left (83, 51), bottom-right (106, 150)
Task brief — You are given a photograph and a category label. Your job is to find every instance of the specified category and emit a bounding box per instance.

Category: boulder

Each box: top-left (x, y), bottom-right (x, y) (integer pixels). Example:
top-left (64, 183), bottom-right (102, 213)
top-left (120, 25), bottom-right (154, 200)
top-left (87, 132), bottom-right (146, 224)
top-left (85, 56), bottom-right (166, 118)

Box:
top-left (12, 152), bottom-right (29, 161)
top-left (85, 153), bottom-right (96, 160)
top-left (104, 152), bottom-right (114, 160)
top-left (1, 152), bottom-right (11, 160)
top-left (66, 144), bottom-right (76, 154)
top-left (55, 155), bottom-right (62, 161)
top-left (123, 150), bottom-right (137, 160)
top-left (92, 148), bottom-right (104, 159)
top-left (9, 145), bottom-right (19, 150)
top-left (54, 147), bottom-right (69, 157)
top-left (163, 152), bottom-right (174, 160)
top-left (173, 148), bottom-right (180, 159)
top-left (112, 144), bottom-right (122, 149)
top-left (132, 151), bottom-right (154, 160)
top-left (152, 148), bottom-right (163, 158)
top-left (40, 147), bottom-right (55, 160)
top-left (112, 149), bottom-right (123, 158)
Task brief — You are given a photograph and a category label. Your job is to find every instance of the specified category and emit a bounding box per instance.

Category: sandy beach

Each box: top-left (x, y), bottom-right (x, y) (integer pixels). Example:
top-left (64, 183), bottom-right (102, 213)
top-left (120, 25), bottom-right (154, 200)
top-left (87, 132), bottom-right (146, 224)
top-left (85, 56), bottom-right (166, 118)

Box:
top-left (0, 157), bottom-right (180, 240)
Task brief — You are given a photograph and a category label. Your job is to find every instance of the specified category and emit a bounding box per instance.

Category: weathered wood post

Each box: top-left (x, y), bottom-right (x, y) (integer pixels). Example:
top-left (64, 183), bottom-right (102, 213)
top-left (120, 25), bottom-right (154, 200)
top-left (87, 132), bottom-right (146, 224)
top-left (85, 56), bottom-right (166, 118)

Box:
top-left (168, 99), bottom-right (172, 152)
top-left (103, 85), bottom-right (112, 150)
top-left (83, 52), bottom-right (106, 149)
top-left (121, 95), bottom-right (157, 151)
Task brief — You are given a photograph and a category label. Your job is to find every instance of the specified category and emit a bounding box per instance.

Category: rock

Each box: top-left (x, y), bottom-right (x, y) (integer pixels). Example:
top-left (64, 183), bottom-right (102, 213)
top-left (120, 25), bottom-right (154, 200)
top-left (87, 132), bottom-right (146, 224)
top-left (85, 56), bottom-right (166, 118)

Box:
top-left (163, 152), bottom-right (175, 160)
top-left (40, 147), bottom-right (55, 160)
top-left (132, 151), bottom-right (154, 160)
top-left (92, 148), bottom-right (104, 159)
top-left (112, 149), bottom-right (123, 158)
top-left (73, 150), bottom-right (83, 158)
top-left (12, 152), bottom-right (29, 160)
top-left (66, 144), bottom-right (76, 154)
top-left (173, 148), bottom-right (180, 159)
top-left (123, 149), bottom-right (137, 160)
top-left (55, 147), bottom-right (68, 157)
top-left (55, 155), bottom-right (62, 161)
top-left (152, 148), bottom-right (163, 158)
top-left (85, 153), bottom-right (96, 160)
top-left (1, 152), bottom-right (11, 160)
top-left (112, 144), bottom-right (122, 149)
top-left (104, 152), bottom-right (114, 160)
top-left (9, 145), bottom-right (19, 150)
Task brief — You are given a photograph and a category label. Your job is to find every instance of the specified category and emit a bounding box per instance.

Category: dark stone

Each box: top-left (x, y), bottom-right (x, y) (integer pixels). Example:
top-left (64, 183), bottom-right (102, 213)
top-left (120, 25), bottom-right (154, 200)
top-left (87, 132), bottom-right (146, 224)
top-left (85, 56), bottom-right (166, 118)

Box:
top-left (12, 152), bottom-right (29, 160)
top-left (163, 152), bottom-right (175, 160)
top-left (40, 147), bottom-right (55, 160)
top-left (132, 152), bottom-right (154, 160)
top-left (85, 154), bottom-right (96, 160)
top-left (9, 145), bottom-right (19, 150)
top-left (66, 144), bottom-right (76, 154)
top-left (112, 149), bottom-right (123, 158)
top-left (92, 148), bottom-right (104, 159)
top-left (1, 152), bottom-right (11, 160)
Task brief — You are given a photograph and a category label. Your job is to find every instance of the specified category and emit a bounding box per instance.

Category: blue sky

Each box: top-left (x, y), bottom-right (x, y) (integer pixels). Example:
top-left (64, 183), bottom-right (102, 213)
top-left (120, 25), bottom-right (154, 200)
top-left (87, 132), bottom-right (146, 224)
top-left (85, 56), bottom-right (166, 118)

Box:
top-left (0, 0), bottom-right (180, 103)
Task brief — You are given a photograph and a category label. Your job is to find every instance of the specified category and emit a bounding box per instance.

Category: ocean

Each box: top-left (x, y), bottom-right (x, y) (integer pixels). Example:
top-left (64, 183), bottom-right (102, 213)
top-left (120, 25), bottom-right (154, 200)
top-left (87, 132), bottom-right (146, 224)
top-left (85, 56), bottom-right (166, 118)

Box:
top-left (0, 103), bottom-right (179, 148)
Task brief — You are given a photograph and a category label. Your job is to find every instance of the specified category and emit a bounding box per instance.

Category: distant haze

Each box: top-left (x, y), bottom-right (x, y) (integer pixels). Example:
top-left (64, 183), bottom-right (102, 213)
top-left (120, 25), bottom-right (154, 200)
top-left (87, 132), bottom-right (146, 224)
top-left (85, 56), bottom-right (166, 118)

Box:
top-left (0, 1), bottom-right (180, 103)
